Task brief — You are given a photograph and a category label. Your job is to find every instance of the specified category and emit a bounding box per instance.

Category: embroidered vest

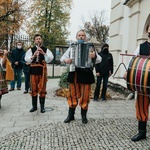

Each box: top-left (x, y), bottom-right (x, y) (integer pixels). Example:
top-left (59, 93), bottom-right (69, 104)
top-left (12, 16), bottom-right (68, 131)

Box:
top-left (29, 46), bottom-right (47, 75)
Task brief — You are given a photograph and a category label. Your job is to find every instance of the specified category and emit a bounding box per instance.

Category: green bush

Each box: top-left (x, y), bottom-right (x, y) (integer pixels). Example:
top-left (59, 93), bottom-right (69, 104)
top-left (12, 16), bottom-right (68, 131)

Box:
top-left (59, 67), bottom-right (69, 88)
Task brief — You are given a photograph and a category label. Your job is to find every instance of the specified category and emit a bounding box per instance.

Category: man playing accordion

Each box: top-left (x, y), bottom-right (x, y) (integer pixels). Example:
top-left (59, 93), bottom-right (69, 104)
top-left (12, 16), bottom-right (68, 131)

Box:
top-left (60, 29), bottom-right (102, 124)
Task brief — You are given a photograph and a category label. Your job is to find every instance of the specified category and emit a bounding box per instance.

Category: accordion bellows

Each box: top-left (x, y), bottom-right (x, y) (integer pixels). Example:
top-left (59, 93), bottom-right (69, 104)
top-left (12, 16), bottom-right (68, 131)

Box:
top-left (70, 42), bottom-right (95, 72)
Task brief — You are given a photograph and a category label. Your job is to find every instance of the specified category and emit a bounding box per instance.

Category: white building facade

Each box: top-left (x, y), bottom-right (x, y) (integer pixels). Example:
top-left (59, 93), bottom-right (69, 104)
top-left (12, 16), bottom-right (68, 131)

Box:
top-left (109, 0), bottom-right (150, 87)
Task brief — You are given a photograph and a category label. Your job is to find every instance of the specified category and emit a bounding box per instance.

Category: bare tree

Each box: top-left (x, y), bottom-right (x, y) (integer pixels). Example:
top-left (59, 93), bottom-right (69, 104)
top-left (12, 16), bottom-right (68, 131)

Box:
top-left (83, 10), bottom-right (109, 45)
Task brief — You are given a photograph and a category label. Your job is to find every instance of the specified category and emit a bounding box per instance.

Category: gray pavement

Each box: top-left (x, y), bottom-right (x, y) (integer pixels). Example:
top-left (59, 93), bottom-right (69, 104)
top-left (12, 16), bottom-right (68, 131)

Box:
top-left (0, 78), bottom-right (150, 149)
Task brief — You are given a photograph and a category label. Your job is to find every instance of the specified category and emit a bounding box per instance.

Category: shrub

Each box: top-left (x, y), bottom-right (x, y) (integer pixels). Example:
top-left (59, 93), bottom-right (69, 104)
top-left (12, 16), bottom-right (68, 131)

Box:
top-left (59, 67), bottom-right (69, 88)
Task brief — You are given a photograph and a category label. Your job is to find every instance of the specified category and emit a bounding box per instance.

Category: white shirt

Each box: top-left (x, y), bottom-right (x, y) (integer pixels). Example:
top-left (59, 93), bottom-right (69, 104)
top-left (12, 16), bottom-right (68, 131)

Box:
top-left (25, 47), bottom-right (54, 64)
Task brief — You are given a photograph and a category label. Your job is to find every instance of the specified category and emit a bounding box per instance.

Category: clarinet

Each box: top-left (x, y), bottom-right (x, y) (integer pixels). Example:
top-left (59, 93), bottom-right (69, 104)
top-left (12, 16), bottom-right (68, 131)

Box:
top-left (36, 44), bottom-right (40, 63)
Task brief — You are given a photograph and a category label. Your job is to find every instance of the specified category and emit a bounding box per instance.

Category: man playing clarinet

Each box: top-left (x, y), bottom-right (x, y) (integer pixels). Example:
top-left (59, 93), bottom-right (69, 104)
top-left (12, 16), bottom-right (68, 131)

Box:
top-left (25, 34), bottom-right (54, 113)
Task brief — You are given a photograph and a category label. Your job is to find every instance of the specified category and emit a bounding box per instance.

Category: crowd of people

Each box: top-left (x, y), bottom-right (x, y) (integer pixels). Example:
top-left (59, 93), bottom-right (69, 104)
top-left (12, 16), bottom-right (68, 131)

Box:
top-left (0, 23), bottom-right (150, 142)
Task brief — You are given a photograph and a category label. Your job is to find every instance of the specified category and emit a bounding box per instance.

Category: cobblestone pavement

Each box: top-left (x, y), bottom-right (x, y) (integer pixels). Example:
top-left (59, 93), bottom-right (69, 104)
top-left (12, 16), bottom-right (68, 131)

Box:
top-left (0, 118), bottom-right (150, 150)
top-left (0, 79), bottom-right (150, 150)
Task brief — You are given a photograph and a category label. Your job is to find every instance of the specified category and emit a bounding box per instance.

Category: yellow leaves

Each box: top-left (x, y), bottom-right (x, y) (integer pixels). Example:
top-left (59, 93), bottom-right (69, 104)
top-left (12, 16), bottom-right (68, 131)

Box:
top-left (55, 88), bottom-right (69, 98)
top-left (0, 0), bottom-right (12, 5)
top-left (0, 0), bottom-right (5, 4)
top-left (0, 0), bottom-right (26, 36)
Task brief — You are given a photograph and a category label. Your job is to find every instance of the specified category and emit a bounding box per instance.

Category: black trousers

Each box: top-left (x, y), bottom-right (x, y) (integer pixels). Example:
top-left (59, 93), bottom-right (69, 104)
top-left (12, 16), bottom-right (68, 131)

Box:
top-left (94, 74), bottom-right (109, 99)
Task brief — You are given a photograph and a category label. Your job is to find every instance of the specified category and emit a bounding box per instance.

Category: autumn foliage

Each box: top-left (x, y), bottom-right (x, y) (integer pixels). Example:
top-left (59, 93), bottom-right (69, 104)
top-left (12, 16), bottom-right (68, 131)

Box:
top-left (0, 0), bottom-right (29, 48)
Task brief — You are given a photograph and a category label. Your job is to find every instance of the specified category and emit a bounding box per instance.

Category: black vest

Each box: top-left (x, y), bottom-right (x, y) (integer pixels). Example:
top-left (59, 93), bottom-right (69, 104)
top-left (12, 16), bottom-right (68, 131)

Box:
top-left (139, 41), bottom-right (150, 56)
top-left (29, 46), bottom-right (47, 75)
top-left (67, 68), bottom-right (95, 84)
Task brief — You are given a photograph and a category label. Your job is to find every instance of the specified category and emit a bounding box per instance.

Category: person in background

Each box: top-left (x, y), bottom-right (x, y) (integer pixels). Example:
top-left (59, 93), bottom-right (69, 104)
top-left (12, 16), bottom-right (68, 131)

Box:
top-left (21, 52), bottom-right (30, 94)
top-left (93, 44), bottom-right (113, 101)
top-left (25, 34), bottom-right (54, 113)
top-left (9, 42), bottom-right (25, 91)
top-left (60, 29), bottom-right (102, 124)
top-left (0, 50), bottom-right (9, 108)
top-left (124, 23), bottom-right (150, 142)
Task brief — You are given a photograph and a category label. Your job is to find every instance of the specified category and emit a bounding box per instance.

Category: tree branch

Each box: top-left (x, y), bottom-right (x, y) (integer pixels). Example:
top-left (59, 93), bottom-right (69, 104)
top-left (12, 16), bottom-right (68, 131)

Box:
top-left (0, 9), bottom-right (18, 21)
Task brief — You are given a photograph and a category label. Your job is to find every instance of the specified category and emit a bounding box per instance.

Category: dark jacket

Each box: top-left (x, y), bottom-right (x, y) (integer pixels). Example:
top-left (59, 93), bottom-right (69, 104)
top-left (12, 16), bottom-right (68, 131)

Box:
top-left (95, 49), bottom-right (113, 76)
top-left (21, 53), bottom-right (30, 73)
top-left (9, 48), bottom-right (25, 69)
top-left (139, 41), bottom-right (150, 55)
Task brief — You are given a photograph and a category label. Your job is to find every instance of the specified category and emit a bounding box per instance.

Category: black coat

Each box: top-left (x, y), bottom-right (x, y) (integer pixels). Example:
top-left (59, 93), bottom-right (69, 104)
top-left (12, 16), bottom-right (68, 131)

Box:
top-left (9, 48), bottom-right (25, 69)
top-left (21, 53), bottom-right (30, 73)
top-left (95, 50), bottom-right (113, 76)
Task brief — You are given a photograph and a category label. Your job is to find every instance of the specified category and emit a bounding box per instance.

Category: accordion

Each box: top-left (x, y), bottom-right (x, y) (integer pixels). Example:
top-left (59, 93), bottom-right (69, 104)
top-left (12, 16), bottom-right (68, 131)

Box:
top-left (70, 42), bottom-right (95, 72)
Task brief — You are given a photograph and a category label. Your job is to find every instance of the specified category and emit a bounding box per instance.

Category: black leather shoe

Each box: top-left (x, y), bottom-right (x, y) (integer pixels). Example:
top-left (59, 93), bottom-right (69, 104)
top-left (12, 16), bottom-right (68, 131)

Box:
top-left (9, 88), bottom-right (14, 91)
top-left (93, 98), bottom-right (98, 101)
top-left (41, 108), bottom-right (45, 113)
top-left (81, 109), bottom-right (88, 124)
top-left (64, 115), bottom-right (75, 123)
top-left (131, 132), bottom-right (146, 142)
top-left (29, 107), bottom-right (37, 112)
top-left (23, 91), bottom-right (28, 94)
top-left (41, 105), bottom-right (45, 113)
top-left (64, 108), bottom-right (75, 123)
top-left (93, 96), bottom-right (98, 101)
top-left (82, 115), bottom-right (88, 124)
top-left (100, 98), bottom-right (106, 101)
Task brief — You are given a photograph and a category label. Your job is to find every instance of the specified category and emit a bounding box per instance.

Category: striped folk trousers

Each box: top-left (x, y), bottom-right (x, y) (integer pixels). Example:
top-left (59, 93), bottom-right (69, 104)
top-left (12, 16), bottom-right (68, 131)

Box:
top-left (30, 75), bottom-right (47, 97)
top-left (67, 77), bottom-right (91, 110)
top-left (136, 93), bottom-right (150, 121)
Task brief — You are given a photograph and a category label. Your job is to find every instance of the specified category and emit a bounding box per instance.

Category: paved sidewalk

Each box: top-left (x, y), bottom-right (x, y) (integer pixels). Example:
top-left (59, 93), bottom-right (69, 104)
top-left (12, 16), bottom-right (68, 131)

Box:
top-left (0, 78), bottom-right (150, 149)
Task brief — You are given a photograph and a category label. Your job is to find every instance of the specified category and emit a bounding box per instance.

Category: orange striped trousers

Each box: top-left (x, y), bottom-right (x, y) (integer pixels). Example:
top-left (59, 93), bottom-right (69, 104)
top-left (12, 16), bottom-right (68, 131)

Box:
top-left (30, 75), bottom-right (47, 97)
top-left (136, 93), bottom-right (150, 121)
top-left (67, 76), bottom-right (91, 110)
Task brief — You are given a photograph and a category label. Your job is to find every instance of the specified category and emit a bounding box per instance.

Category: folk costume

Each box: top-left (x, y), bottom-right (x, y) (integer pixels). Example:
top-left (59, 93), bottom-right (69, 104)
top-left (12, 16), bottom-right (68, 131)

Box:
top-left (130, 41), bottom-right (150, 141)
top-left (0, 55), bottom-right (14, 108)
top-left (25, 46), bottom-right (53, 113)
top-left (60, 45), bottom-right (101, 124)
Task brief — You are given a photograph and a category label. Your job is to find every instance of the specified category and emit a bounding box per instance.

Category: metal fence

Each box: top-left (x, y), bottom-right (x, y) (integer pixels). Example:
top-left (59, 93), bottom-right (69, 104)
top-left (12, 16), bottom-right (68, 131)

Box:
top-left (11, 34), bottom-right (31, 48)
top-left (0, 34), bottom-right (31, 50)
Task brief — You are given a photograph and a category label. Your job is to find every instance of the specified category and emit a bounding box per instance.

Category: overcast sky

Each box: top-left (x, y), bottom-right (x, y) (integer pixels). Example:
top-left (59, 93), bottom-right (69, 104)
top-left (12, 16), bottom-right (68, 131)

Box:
top-left (68, 0), bottom-right (112, 41)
